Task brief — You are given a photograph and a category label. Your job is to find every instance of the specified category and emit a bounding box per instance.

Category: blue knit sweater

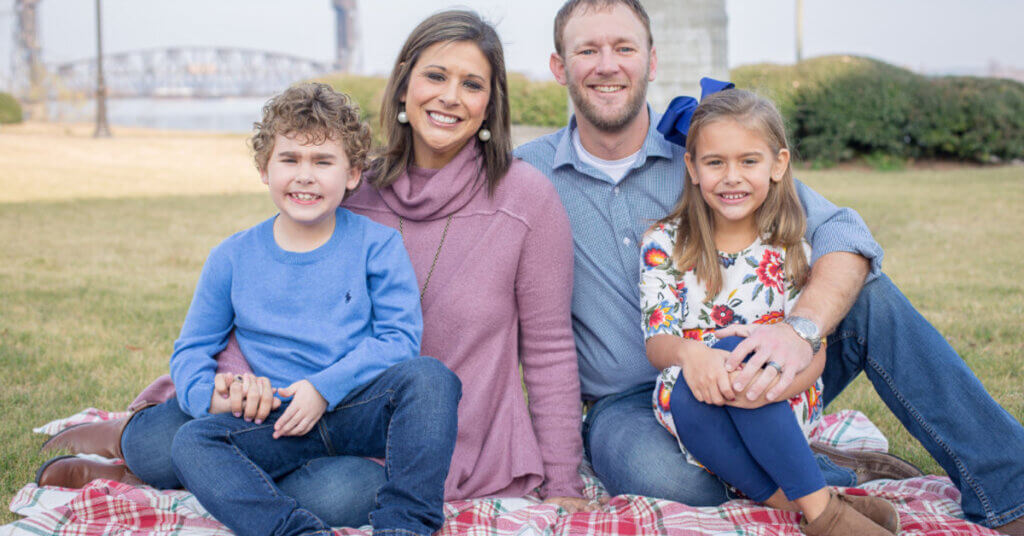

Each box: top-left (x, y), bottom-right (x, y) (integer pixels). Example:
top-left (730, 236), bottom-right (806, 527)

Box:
top-left (170, 207), bottom-right (422, 418)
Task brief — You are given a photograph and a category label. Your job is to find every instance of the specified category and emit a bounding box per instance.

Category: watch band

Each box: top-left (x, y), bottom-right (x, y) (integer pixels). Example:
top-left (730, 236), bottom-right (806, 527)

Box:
top-left (784, 316), bottom-right (822, 354)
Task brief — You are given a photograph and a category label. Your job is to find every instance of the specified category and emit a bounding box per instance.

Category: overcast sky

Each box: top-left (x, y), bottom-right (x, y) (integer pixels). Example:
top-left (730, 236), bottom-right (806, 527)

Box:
top-left (2, 0), bottom-right (1022, 89)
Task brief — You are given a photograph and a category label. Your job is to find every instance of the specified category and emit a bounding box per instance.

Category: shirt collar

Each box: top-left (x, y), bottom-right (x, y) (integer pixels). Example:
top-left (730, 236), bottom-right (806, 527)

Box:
top-left (552, 104), bottom-right (674, 175)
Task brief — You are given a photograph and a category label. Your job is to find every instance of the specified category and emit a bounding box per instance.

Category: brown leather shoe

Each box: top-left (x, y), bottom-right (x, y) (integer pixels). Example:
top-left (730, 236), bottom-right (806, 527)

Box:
top-left (838, 491), bottom-right (900, 534)
top-left (35, 455), bottom-right (143, 488)
top-left (995, 516), bottom-right (1024, 536)
top-left (810, 441), bottom-right (924, 484)
top-left (40, 416), bottom-right (130, 458)
top-left (801, 491), bottom-right (895, 536)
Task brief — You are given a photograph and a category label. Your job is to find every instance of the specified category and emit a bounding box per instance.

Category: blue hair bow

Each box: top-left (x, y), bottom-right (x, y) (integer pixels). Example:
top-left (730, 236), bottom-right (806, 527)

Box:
top-left (656, 77), bottom-right (735, 147)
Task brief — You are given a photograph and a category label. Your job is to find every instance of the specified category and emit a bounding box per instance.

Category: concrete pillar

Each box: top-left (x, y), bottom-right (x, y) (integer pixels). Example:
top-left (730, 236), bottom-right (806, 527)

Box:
top-left (644, 0), bottom-right (728, 115)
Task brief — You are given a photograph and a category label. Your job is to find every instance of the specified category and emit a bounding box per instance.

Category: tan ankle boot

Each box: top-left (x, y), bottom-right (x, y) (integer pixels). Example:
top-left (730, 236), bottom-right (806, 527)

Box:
top-left (838, 491), bottom-right (900, 534)
top-left (36, 456), bottom-right (143, 488)
top-left (801, 491), bottom-right (895, 536)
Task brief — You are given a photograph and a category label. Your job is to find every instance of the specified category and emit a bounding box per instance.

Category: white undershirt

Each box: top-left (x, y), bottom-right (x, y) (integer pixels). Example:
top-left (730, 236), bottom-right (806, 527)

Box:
top-left (572, 129), bottom-right (641, 184)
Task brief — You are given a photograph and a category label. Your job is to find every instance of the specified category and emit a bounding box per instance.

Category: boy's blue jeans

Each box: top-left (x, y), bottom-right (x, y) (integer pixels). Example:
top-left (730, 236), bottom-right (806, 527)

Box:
top-left (668, 336), bottom-right (826, 502)
top-left (126, 356), bottom-right (459, 536)
top-left (584, 274), bottom-right (1024, 528)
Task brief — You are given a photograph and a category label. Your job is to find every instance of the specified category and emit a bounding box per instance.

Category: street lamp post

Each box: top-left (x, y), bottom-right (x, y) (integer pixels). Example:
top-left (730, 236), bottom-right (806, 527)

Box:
top-left (94, 0), bottom-right (111, 137)
top-left (795, 0), bottom-right (804, 63)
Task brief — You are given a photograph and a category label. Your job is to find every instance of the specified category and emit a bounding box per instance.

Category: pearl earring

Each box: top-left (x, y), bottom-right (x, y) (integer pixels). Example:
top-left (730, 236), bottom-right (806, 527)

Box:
top-left (397, 110), bottom-right (408, 124)
top-left (477, 128), bottom-right (491, 142)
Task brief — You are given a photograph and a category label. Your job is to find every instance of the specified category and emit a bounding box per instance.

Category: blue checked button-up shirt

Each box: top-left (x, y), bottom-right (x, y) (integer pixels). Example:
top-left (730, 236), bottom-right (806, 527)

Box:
top-left (514, 106), bottom-right (884, 399)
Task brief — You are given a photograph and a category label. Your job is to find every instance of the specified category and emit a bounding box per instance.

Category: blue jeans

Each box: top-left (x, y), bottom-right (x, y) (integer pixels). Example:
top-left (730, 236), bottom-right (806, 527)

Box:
top-left (123, 399), bottom-right (387, 528)
top-left (668, 336), bottom-right (826, 502)
top-left (128, 357), bottom-right (459, 535)
top-left (822, 274), bottom-right (1024, 528)
top-left (587, 274), bottom-right (1024, 528)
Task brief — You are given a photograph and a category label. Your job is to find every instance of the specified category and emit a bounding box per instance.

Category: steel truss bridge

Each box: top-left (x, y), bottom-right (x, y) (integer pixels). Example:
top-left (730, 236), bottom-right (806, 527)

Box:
top-left (49, 46), bottom-right (336, 99)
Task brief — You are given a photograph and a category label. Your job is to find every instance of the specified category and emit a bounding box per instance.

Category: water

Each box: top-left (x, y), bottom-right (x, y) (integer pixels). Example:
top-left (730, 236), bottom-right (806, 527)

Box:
top-left (48, 96), bottom-right (275, 133)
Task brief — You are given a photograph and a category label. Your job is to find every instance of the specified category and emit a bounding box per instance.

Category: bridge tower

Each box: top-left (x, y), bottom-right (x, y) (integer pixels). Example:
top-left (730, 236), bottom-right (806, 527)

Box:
top-left (332, 0), bottom-right (359, 73)
top-left (12, 0), bottom-right (46, 118)
top-left (644, 0), bottom-right (728, 114)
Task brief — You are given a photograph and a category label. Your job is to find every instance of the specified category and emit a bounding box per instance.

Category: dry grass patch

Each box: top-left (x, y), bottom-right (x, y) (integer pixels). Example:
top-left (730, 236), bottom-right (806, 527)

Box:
top-left (0, 122), bottom-right (263, 203)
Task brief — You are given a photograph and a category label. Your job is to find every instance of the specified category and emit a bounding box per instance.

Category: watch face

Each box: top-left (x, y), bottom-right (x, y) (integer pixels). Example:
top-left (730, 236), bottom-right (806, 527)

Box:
top-left (786, 316), bottom-right (821, 351)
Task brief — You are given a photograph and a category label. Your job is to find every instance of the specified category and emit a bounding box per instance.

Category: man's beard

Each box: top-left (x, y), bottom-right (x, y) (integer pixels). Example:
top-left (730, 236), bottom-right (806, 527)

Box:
top-left (567, 65), bottom-right (649, 133)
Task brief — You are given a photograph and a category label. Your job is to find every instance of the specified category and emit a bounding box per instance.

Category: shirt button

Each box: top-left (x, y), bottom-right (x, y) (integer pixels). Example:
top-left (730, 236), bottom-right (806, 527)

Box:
top-left (623, 237), bottom-right (632, 246)
top-left (613, 187), bottom-right (620, 195)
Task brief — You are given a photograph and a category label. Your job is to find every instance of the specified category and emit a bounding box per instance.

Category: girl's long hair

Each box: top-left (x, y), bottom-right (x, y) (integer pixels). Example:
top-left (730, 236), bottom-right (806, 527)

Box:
top-left (372, 10), bottom-right (511, 194)
top-left (658, 89), bottom-right (808, 297)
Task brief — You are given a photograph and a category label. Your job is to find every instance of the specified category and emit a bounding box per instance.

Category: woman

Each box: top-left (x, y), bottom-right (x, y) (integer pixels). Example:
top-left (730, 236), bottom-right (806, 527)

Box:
top-left (35, 9), bottom-right (590, 525)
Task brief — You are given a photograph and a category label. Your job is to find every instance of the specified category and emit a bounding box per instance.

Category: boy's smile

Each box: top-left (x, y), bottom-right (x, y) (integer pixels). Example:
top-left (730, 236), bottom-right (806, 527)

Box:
top-left (261, 133), bottom-right (361, 251)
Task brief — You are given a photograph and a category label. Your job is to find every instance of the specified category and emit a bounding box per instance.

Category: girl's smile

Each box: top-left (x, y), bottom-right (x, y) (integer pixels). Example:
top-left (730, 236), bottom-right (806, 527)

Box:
top-left (684, 118), bottom-right (789, 246)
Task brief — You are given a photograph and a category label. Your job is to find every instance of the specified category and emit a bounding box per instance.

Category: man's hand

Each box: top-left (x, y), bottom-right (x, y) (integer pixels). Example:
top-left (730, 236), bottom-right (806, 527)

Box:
top-left (679, 345), bottom-right (735, 405)
top-left (718, 323), bottom-right (812, 402)
top-left (273, 380), bottom-right (327, 439)
top-left (543, 496), bottom-right (602, 513)
top-left (210, 373), bottom-right (280, 423)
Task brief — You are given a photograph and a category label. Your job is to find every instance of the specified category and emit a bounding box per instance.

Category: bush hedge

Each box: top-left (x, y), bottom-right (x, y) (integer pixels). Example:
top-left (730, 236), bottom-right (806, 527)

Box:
top-left (732, 56), bottom-right (1024, 165)
top-left (0, 92), bottom-right (23, 124)
top-left (319, 72), bottom-right (568, 131)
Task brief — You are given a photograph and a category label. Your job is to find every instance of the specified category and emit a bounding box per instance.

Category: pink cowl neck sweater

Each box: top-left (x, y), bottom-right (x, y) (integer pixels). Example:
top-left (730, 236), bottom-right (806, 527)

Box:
top-left (132, 140), bottom-right (584, 500)
top-left (343, 141), bottom-right (584, 500)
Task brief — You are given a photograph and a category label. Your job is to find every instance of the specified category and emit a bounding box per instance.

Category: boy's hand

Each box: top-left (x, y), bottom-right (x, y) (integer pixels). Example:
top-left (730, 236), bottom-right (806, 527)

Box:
top-left (211, 373), bottom-right (280, 424)
top-left (679, 345), bottom-right (735, 406)
top-left (273, 380), bottom-right (327, 439)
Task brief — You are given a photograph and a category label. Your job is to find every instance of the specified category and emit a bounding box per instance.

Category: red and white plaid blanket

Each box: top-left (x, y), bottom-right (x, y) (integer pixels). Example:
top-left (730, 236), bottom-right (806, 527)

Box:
top-left (5, 409), bottom-right (999, 536)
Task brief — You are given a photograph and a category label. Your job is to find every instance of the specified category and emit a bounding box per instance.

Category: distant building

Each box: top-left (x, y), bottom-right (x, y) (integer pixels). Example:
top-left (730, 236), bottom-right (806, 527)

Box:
top-left (988, 61), bottom-right (1024, 84)
top-left (644, 0), bottom-right (729, 114)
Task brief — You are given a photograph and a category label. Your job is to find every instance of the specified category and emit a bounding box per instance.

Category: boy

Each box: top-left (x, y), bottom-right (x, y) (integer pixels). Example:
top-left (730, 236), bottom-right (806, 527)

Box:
top-left (168, 83), bottom-right (460, 536)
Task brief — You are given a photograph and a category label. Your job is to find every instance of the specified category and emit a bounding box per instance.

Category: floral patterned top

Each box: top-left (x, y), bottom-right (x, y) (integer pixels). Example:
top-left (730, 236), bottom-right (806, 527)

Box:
top-left (640, 221), bottom-right (823, 466)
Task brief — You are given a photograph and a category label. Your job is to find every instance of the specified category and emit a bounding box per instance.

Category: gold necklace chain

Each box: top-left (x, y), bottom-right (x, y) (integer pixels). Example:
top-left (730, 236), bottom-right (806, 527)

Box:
top-left (398, 214), bottom-right (454, 301)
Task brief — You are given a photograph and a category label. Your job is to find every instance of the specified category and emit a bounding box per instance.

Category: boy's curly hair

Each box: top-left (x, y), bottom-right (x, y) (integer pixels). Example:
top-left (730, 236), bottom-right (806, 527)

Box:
top-left (251, 83), bottom-right (372, 184)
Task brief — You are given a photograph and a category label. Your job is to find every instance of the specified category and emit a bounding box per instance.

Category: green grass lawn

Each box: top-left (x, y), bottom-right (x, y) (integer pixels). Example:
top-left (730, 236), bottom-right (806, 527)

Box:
top-left (1, 137), bottom-right (1022, 523)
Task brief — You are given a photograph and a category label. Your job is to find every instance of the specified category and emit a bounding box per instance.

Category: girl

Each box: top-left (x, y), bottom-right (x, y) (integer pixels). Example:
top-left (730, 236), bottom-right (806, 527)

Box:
top-left (640, 88), bottom-right (899, 536)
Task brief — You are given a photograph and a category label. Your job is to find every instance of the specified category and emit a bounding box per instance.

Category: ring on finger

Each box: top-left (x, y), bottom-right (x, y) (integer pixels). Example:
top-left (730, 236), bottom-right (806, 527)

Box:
top-left (234, 374), bottom-right (244, 383)
top-left (765, 361), bottom-right (783, 373)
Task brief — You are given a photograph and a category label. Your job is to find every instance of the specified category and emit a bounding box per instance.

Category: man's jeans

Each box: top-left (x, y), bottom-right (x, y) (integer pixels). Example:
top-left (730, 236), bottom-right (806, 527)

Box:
top-left (585, 274), bottom-right (1024, 528)
top-left (125, 357), bottom-right (459, 535)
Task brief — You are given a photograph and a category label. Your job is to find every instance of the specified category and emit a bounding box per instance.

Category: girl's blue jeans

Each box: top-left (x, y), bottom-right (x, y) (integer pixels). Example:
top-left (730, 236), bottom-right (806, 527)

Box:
top-left (123, 356), bottom-right (459, 536)
top-left (667, 336), bottom-right (826, 502)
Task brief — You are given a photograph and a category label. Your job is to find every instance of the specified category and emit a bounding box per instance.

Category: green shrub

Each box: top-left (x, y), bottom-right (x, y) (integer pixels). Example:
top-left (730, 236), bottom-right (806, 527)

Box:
top-left (0, 92), bottom-right (23, 124)
top-left (317, 72), bottom-right (568, 136)
top-left (508, 73), bottom-right (567, 127)
top-left (731, 56), bottom-right (1024, 165)
top-left (317, 74), bottom-right (387, 127)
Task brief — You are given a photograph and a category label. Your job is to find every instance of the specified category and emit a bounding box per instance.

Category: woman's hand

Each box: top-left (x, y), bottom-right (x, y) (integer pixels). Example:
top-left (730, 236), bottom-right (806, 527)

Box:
top-left (679, 345), bottom-right (735, 405)
top-left (210, 373), bottom-right (280, 423)
top-left (543, 496), bottom-right (601, 513)
top-left (273, 380), bottom-right (328, 439)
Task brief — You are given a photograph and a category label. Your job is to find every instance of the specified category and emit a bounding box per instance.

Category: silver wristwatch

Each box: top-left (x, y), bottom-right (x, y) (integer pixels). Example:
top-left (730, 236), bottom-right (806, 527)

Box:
top-left (784, 316), bottom-right (822, 354)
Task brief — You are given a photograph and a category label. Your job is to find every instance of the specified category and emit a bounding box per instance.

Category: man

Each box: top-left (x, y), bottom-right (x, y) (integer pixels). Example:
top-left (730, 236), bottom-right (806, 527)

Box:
top-left (514, 1), bottom-right (1024, 533)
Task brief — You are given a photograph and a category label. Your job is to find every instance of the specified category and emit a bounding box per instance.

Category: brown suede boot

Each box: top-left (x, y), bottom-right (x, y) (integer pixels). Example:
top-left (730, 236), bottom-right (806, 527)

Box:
top-left (800, 491), bottom-right (895, 536)
top-left (838, 491), bottom-right (900, 534)
top-left (810, 442), bottom-right (923, 484)
top-left (35, 455), bottom-right (143, 488)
